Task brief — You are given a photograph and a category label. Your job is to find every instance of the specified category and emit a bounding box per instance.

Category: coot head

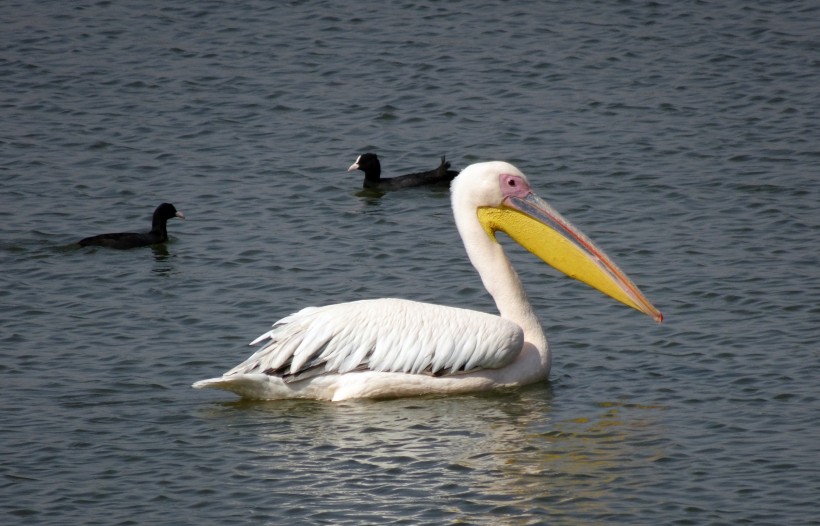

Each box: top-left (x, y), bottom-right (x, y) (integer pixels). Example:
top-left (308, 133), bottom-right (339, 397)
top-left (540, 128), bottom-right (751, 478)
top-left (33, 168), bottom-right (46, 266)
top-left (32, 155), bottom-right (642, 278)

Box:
top-left (347, 153), bottom-right (381, 180)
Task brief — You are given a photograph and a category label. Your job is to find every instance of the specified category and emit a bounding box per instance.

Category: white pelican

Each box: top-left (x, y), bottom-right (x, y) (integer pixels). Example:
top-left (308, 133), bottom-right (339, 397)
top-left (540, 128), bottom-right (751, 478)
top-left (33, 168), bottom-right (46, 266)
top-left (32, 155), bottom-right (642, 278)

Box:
top-left (193, 161), bottom-right (662, 401)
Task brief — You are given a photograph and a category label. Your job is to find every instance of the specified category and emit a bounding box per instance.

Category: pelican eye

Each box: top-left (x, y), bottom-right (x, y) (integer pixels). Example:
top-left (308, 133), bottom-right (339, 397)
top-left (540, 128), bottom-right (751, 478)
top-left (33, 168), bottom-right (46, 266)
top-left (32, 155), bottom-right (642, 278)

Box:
top-left (500, 173), bottom-right (530, 198)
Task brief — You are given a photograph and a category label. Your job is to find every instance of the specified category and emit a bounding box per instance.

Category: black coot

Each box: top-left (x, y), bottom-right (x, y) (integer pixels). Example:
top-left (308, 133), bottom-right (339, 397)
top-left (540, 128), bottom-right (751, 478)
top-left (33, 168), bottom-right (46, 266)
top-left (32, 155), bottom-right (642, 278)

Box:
top-left (347, 153), bottom-right (459, 190)
top-left (78, 203), bottom-right (184, 249)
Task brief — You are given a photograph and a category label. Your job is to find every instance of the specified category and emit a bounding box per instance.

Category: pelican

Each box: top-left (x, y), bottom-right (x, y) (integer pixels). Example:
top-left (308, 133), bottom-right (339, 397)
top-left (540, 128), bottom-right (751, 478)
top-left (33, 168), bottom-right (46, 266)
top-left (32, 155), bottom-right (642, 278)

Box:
top-left (193, 162), bottom-right (661, 401)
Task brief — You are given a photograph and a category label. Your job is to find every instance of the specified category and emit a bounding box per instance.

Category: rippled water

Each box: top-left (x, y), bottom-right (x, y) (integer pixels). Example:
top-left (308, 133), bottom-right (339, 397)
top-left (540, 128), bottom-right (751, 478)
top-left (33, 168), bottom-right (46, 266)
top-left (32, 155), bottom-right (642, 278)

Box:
top-left (2, 1), bottom-right (818, 524)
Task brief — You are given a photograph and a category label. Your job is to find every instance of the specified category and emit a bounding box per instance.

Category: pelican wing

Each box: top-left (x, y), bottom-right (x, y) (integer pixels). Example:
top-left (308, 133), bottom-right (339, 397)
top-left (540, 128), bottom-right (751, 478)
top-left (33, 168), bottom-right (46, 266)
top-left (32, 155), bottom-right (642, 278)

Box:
top-left (224, 298), bottom-right (524, 382)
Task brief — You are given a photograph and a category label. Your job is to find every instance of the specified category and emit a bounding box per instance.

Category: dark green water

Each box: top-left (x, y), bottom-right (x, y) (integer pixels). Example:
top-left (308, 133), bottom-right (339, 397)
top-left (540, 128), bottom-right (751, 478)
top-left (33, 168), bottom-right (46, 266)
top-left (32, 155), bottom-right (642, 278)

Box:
top-left (2, 1), bottom-right (818, 524)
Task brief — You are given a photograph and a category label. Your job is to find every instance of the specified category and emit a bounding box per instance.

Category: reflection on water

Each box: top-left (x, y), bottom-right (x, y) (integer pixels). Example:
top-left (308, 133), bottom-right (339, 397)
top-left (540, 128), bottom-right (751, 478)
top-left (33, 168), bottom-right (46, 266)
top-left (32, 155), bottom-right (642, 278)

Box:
top-left (151, 245), bottom-right (170, 260)
top-left (510, 400), bottom-right (667, 518)
top-left (197, 387), bottom-right (665, 521)
top-left (354, 188), bottom-right (386, 200)
top-left (150, 244), bottom-right (179, 275)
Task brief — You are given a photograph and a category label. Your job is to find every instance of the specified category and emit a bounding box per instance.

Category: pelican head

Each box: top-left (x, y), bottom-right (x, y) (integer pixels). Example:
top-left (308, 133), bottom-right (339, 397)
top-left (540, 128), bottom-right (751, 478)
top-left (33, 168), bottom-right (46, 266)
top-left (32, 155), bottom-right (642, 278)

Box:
top-left (453, 162), bottom-right (662, 322)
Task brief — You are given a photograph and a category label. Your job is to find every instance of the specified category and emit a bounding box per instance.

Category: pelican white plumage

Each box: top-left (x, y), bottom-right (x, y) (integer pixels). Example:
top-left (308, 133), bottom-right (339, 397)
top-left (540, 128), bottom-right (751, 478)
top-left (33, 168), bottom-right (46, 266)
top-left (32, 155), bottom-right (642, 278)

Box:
top-left (193, 161), bottom-right (662, 401)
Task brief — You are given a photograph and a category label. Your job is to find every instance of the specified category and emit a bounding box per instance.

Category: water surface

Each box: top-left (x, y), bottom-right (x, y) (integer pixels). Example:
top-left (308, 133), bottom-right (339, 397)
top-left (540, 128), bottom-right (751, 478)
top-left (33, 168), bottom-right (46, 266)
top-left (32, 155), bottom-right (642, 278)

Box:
top-left (2, 1), bottom-right (818, 524)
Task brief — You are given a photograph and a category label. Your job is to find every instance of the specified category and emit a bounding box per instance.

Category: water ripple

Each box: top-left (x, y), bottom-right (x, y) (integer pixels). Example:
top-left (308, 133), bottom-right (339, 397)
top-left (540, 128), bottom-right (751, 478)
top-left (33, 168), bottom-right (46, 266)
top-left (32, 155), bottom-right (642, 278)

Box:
top-left (2, 0), bottom-right (819, 524)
